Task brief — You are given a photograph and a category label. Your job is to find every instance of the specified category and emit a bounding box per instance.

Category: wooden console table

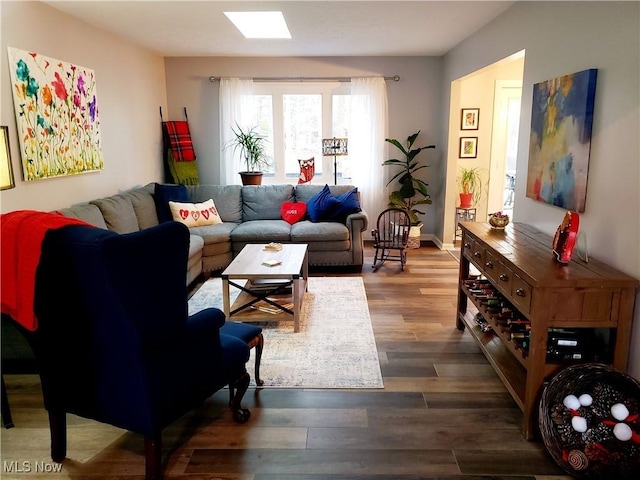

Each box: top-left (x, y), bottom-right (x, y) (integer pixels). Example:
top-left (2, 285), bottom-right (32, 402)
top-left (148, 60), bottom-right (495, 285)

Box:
top-left (457, 222), bottom-right (638, 439)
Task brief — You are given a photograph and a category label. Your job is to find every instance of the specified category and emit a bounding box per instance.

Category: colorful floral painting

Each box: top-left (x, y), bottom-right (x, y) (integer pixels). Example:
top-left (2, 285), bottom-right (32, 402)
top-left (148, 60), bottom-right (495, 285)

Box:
top-left (7, 47), bottom-right (104, 181)
top-left (526, 69), bottom-right (597, 212)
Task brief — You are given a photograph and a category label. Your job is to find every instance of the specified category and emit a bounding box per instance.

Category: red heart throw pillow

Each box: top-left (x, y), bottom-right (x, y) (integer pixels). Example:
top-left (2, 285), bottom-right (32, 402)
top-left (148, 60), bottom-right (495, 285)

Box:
top-left (281, 201), bottom-right (307, 225)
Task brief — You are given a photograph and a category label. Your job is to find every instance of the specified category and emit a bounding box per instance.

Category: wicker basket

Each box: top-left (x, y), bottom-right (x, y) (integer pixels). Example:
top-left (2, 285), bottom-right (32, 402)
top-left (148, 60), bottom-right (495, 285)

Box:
top-left (539, 363), bottom-right (640, 479)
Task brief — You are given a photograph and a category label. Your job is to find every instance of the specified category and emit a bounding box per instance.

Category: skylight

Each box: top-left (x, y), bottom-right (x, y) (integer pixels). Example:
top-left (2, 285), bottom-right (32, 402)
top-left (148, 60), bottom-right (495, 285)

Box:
top-left (224, 11), bottom-right (291, 39)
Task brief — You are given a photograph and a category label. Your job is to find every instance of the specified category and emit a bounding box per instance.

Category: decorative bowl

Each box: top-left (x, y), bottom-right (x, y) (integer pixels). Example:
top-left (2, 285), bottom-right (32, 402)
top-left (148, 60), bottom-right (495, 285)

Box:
top-left (489, 212), bottom-right (510, 229)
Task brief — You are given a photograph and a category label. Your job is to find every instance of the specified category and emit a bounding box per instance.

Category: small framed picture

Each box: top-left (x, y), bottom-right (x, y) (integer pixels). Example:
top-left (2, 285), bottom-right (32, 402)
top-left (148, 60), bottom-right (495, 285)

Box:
top-left (459, 137), bottom-right (478, 158)
top-left (461, 108), bottom-right (480, 130)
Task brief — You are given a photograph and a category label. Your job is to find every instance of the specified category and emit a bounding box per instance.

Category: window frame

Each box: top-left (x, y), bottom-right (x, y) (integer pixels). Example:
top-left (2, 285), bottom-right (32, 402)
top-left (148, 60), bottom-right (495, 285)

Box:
top-left (253, 81), bottom-right (351, 184)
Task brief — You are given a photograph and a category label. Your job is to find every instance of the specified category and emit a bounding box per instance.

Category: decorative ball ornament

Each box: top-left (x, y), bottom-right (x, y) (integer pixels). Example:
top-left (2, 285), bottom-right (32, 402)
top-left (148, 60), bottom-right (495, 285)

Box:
top-left (611, 403), bottom-right (630, 421)
top-left (578, 394), bottom-right (593, 406)
top-left (564, 394), bottom-right (581, 410)
top-left (571, 416), bottom-right (588, 433)
top-left (613, 423), bottom-right (633, 441)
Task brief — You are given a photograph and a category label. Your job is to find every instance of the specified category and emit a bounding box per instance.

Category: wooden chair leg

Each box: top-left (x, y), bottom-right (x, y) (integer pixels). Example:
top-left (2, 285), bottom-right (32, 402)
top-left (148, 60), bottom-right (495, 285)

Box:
top-left (1, 375), bottom-right (14, 428)
top-left (144, 434), bottom-right (162, 480)
top-left (48, 410), bottom-right (67, 462)
top-left (229, 372), bottom-right (251, 423)
top-left (248, 333), bottom-right (264, 386)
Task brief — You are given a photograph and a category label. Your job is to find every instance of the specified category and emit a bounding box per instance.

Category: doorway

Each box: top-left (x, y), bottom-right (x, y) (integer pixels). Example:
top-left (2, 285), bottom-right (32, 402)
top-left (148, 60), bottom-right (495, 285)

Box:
top-left (488, 80), bottom-right (522, 219)
top-left (443, 50), bottom-right (525, 248)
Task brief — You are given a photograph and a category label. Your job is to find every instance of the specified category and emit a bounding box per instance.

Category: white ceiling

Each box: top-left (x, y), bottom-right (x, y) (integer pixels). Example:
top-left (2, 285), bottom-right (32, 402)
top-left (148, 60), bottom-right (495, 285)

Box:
top-left (42, 0), bottom-right (515, 57)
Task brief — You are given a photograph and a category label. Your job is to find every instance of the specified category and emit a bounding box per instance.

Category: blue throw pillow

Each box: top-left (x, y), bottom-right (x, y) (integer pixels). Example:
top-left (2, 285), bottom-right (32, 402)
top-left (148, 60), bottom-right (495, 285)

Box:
top-left (306, 184), bottom-right (339, 222)
top-left (329, 188), bottom-right (362, 222)
top-left (154, 184), bottom-right (188, 223)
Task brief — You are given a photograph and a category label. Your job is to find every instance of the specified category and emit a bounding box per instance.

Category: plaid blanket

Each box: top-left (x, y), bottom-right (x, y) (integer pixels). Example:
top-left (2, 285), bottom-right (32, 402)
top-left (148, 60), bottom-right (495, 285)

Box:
top-left (162, 121), bottom-right (196, 162)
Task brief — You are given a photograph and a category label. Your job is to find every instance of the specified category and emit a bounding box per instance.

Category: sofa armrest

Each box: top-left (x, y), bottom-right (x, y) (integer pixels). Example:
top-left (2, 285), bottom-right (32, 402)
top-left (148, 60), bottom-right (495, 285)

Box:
top-left (346, 211), bottom-right (368, 233)
top-left (345, 211), bottom-right (368, 268)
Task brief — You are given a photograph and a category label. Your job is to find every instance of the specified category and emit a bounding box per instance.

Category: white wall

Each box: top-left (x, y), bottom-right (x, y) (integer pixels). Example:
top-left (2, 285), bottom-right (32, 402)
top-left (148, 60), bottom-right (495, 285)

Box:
top-left (442, 1), bottom-right (640, 376)
top-left (0, 0), bottom-right (167, 213)
top-left (163, 56), bottom-right (443, 233)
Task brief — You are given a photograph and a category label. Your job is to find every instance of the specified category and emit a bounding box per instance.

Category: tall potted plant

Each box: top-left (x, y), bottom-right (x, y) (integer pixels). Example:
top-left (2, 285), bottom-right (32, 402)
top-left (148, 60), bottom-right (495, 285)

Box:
top-left (383, 131), bottom-right (436, 225)
top-left (457, 166), bottom-right (485, 208)
top-left (383, 131), bottom-right (435, 248)
top-left (229, 124), bottom-right (270, 185)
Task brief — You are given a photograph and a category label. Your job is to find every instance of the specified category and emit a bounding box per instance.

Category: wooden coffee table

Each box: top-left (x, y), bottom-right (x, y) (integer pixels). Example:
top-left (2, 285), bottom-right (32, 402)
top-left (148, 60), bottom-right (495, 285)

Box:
top-left (221, 244), bottom-right (308, 332)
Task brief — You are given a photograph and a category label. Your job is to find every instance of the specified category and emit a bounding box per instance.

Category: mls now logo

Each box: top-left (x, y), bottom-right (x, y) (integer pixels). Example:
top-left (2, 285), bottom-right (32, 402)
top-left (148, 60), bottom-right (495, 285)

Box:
top-left (3, 460), bottom-right (63, 473)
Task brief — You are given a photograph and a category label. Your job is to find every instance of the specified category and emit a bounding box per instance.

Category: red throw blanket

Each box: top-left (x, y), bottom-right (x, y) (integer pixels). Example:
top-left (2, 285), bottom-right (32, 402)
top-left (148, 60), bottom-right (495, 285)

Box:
top-left (162, 121), bottom-right (196, 162)
top-left (1, 210), bottom-right (92, 331)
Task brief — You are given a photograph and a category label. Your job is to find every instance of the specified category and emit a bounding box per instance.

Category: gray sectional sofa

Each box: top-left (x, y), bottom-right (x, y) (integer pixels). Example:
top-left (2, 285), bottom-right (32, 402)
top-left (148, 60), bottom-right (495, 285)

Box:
top-left (58, 183), bottom-right (368, 284)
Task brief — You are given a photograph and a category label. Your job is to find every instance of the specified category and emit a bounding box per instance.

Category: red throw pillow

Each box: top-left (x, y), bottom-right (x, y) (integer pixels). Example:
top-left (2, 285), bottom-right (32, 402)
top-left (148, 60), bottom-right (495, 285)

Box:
top-left (281, 201), bottom-right (307, 224)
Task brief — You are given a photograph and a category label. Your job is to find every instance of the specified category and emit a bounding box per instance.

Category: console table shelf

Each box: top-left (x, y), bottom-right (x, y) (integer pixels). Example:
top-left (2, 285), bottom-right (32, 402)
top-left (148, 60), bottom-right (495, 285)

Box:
top-left (456, 222), bottom-right (638, 440)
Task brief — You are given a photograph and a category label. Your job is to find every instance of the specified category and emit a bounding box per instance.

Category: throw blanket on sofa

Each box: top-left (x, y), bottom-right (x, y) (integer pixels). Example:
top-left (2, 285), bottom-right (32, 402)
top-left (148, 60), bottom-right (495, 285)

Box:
top-left (162, 120), bottom-right (200, 186)
top-left (1, 211), bottom-right (91, 331)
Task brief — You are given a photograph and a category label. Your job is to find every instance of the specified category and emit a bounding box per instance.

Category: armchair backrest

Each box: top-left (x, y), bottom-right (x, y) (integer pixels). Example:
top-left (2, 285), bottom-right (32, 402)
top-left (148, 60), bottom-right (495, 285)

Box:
top-left (34, 222), bottom-right (191, 431)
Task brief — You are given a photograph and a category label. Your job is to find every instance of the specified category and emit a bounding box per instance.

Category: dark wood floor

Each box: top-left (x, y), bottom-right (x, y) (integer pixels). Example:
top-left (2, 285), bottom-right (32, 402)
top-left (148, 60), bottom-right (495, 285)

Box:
top-left (1, 242), bottom-right (570, 479)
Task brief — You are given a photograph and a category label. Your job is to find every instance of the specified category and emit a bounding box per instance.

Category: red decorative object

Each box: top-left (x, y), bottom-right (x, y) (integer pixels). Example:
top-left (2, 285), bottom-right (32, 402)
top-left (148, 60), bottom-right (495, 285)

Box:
top-left (553, 211), bottom-right (580, 264)
top-left (298, 157), bottom-right (315, 184)
top-left (280, 201), bottom-right (307, 224)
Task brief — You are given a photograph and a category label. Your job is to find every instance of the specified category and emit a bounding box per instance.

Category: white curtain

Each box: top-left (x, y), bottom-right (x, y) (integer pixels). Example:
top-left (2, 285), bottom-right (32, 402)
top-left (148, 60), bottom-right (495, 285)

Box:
top-left (219, 78), bottom-right (254, 185)
top-left (349, 77), bottom-right (388, 228)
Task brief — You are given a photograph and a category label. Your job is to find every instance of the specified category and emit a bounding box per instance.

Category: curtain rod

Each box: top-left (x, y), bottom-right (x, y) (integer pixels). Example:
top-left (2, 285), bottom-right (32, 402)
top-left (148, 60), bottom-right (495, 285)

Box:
top-left (208, 75), bottom-right (400, 83)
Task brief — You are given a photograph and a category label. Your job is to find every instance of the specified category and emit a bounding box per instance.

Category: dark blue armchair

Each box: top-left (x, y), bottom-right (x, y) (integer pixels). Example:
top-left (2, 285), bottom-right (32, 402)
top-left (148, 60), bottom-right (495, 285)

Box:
top-left (32, 221), bottom-right (251, 480)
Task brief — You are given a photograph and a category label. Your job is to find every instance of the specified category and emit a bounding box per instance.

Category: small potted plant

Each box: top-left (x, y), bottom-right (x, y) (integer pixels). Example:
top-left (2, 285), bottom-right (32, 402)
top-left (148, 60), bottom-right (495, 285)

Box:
top-left (457, 166), bottom-right (486, 208)
top-left (229, 124), bottom-right (270, 185)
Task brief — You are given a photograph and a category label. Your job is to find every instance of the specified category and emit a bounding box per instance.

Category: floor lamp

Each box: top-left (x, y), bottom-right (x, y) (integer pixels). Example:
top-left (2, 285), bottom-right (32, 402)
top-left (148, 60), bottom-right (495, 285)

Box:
top-left (322, 137), bottom-right (348, 185)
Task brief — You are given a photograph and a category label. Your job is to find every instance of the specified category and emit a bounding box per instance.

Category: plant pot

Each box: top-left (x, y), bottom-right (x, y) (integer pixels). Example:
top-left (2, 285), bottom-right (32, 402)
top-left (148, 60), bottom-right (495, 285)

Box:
top-left (407, 223), bottom-right (423, 249)
top-left (239, 172), bottom-right (263, 186)
top-left (459, 193), bottom-right (473, 209)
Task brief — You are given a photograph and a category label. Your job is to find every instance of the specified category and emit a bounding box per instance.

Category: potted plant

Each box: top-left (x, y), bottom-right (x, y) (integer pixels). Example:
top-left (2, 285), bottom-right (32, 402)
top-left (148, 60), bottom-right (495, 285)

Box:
top-left (383, 131), bottom-right (435, 225)
top-left (383, 131), bottom-right (435, 248)
top-left (457, 166), bottom-right (485, 208)
top-left (229, 124), bottom-right (270, 185)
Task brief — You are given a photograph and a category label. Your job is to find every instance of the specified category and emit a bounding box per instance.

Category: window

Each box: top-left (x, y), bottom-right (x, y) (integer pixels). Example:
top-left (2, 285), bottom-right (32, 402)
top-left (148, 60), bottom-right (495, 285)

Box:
top-left (253, 82), bottom-right (351, 184)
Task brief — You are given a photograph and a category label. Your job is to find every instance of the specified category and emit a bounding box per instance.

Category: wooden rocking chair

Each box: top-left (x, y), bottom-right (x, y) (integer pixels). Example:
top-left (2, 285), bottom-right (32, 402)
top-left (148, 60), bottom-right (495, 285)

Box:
top-left (371, 208), bottom-right (411, 271)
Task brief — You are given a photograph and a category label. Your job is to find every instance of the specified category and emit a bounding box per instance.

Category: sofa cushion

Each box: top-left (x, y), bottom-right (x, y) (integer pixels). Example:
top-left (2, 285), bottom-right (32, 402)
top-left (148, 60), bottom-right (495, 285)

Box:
top-left (230, 220), bottom-right (291, 243)
top-left (169, 199), bottom-right (222, 228)
top-left (122, 184), bottom-right (159, 230)
top-left (190, 222), bottom-right (236, 245)
top-left (290, 220), bottom-right (350, 242)
top-left (58, 204), bottom-right (108, 229)
top-left (242, 185), bottom-right (295, 221)
top-left (294, 184), bottom-right (355, 203)
top-left (281, 201), bottom-right (307, 225)
top-left (188, 234), bottom-right (205, 259)
top-left (186, 185), bottom-right (243, 223)
top-left (327, 187), bottom-right (362, 223)
top-left (154, 184), bottom-right (189, 223)
top-left (90, 195), bottom-right (139, 234)
top-left (306, 184), bottom-right (339, 222)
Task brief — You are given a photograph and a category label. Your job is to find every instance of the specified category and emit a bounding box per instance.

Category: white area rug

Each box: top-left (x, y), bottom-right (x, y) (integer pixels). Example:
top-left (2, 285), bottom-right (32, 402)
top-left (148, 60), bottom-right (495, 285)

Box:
top-left (188, 276), bottom-right (384, 389)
